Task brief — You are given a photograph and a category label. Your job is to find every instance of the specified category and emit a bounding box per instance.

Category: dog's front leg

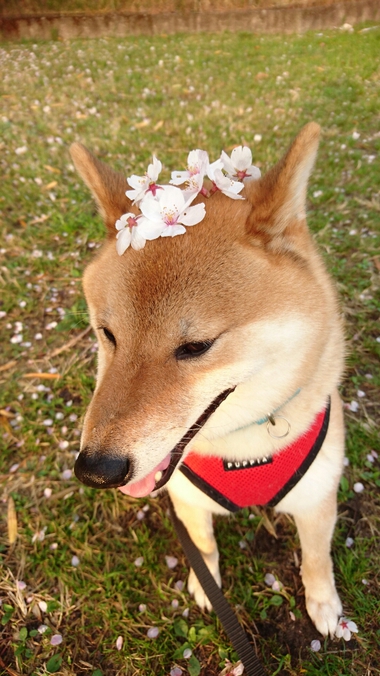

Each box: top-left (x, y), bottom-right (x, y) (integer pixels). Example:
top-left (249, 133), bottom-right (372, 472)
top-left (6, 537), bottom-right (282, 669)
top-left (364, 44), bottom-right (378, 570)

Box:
top-left (293, 493), bottom-right (342, 637)
top-left (169, 492), bottom-right (220, 611)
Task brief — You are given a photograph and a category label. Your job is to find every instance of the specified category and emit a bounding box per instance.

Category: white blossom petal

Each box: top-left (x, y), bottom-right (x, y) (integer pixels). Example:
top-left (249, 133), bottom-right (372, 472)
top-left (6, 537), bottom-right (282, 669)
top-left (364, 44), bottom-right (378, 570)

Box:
top-left (165, 556), bottom-right (178, 569)
top-left (170, 170), bottom-right (189, 186)
top-left (161, 224), bottom-right (186, 237)
top-left (147, 627), bottom-right (159, 638)
top-left (50, 634), bottom-right (63, 646)
top-left (178, 203), bottom-right (206, 226)
top-left (231, 145), bottom-right (253, 171)
top-left (147, 155), bottom-right (162, 182)
top-left (116, 227), bottom-right (132, 255)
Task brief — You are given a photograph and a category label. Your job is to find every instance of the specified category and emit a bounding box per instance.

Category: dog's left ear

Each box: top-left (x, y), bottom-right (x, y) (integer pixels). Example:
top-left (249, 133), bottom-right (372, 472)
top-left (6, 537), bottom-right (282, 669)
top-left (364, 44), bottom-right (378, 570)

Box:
top-left (70, 143), bottom-right (132, 233)
top-left (244, 122), bottom-right (320, 253)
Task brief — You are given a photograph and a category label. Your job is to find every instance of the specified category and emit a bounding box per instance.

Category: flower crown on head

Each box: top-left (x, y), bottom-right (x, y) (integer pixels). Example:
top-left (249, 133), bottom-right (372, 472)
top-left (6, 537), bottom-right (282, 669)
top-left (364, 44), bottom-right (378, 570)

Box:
top-left (115, 146), bottom-right (261, 256)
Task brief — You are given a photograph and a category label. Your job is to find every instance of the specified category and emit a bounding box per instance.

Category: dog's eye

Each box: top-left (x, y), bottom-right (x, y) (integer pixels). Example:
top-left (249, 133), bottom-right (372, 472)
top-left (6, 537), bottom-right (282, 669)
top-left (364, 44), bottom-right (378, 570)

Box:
top-left (175, 340), bottom-right (214, 360)
top-left (102, 327), bottom-right (116, 347)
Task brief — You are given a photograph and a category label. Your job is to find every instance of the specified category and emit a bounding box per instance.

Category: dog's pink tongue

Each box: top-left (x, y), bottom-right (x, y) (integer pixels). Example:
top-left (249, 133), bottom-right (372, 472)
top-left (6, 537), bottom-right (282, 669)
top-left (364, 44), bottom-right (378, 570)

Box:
top-left (118, 453), bottom-right (171, 498)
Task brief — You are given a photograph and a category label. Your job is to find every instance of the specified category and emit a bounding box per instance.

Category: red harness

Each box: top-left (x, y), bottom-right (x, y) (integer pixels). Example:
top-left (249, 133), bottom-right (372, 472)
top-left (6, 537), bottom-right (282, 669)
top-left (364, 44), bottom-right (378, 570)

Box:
top-left (179, 399), bottom-right (330, 512)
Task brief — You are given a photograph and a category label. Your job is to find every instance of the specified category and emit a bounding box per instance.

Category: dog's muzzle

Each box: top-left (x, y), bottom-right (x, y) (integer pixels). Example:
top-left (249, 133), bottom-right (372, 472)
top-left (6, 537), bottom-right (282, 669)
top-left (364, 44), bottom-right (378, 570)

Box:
top-left (74, 387), bottom-right (235, 491)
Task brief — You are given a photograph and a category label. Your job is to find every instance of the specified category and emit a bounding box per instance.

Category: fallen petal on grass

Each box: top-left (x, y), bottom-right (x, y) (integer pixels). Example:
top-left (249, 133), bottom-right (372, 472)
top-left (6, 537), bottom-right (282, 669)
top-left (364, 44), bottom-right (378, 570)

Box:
top-left (147, 627), bottom-right (159, 639)
top-left (134, 557), bottom-right (144, 567)
top-left (335, 617), bottom-right (359, 641)
top-left (50, 634), bottom-right (63, 646)
top-left (165, 555), bottom-right (178, 569)
top-left (264, 573), bottom-right (276, 587)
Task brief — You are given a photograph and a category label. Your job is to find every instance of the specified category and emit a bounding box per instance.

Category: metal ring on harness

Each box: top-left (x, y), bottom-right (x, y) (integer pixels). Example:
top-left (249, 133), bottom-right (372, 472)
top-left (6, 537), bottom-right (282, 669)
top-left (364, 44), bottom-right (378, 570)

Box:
top-left (266, 415), bottom-right (291, 439)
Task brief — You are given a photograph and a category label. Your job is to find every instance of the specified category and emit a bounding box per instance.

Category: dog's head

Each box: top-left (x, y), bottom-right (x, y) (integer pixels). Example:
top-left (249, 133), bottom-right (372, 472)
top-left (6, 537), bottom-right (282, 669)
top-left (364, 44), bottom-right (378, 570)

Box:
top-left (71, 123), bottom-right (331, 496)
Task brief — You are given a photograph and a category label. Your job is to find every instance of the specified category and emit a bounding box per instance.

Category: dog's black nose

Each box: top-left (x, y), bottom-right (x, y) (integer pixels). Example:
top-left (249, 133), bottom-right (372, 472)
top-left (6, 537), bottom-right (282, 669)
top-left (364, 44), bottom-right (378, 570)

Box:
top-left (74, 449), bottom-right (130, 489)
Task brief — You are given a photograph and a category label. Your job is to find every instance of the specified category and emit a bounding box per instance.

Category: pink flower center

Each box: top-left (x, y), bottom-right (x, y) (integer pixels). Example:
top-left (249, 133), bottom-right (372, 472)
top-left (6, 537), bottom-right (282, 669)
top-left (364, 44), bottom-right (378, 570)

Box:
top-left (236, 169), bottom-right (249, 180)
top-left (164, 211), bottom-right (178, 226)
top-left (127, 216), bottom-right (138, 229)
top-left (147, 183), bottom-right (162, 197)
top-left (188, 164), bottom-right (200, 176)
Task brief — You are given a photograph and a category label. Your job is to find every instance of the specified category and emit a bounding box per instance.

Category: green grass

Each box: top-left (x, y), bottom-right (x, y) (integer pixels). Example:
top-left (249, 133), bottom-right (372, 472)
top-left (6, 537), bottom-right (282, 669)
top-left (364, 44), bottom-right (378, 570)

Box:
top-left (0, 25), bottom-right (380, 676)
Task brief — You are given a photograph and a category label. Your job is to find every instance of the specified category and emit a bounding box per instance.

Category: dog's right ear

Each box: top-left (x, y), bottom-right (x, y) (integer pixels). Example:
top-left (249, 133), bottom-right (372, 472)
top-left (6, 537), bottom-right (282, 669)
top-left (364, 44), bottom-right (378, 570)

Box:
top-left (70, 143), bottom-right (132, 233)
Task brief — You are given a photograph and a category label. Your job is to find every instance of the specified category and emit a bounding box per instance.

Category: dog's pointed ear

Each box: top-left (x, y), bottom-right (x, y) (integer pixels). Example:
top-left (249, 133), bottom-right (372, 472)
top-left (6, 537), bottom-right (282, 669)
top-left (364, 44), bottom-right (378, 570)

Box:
top-left (245, 122), bottom-right (320, 253)
top-left (70, 142), bottom-right (132, 233)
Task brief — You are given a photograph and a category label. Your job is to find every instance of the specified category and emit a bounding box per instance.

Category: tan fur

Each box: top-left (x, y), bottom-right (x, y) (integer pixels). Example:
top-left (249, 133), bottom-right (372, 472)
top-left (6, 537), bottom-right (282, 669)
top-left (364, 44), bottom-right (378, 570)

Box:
top-left (71, 124), bottom-right (345, 637)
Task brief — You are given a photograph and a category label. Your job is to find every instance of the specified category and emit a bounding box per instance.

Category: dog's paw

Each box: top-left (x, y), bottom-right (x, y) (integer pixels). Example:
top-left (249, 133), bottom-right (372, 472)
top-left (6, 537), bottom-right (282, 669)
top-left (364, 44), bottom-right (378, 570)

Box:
top-left (306, 590), bottom-right (342, 637)
top-left (188, 564), bottom-right (221, 612)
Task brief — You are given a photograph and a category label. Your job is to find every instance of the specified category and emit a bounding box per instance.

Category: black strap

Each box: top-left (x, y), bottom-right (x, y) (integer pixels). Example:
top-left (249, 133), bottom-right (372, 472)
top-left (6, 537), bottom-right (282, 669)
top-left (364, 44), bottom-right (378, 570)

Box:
top-left (169, 502), bottom-right (267, 676)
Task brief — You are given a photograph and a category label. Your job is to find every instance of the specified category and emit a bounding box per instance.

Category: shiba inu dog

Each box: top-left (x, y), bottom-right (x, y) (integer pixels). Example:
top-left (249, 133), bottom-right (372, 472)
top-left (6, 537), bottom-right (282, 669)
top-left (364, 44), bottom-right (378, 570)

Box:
top-left (70, 123), bottom-right (345, 637)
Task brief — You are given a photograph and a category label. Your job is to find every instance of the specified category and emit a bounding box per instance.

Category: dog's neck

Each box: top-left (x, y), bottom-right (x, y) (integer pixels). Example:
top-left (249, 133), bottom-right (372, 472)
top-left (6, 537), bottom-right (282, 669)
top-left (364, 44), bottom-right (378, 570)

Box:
top-left (229, 387), bottom-right (301, 437)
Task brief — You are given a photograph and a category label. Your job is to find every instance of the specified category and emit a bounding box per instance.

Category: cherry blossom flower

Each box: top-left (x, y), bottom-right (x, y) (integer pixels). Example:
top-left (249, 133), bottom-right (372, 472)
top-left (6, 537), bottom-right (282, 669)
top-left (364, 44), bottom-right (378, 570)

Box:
top-left (353, 482), bottom-right (364, 493)
top-left (207, 159), bottom-right (244, 200)
top-left (138, 603), bottom-right (146, 612)
top-left (38, 600), bottom-right (48, 613)
top-left (221, 146), bottom-right (261, 181)
top-left (126, 155), bottom-right (162, 204)
top-left (170, 149), bottom-right (209, 195)
top-left (37, 624), bottom-right (49, 634)
top-left (71, 555), bottom-right (80, 567)
top-left (183, 648), bottom-right (192, 659)
top-left (32, 527), bottom-right (47, 544)
top-left (220, 660), bottom-right (244, 676)
top-left (138, 185), bottom-right (205, 239)
top-left (115, 213), bottom-right (146, 255)
top-left (335, 617), bottom-right (358, 641)
top-left (116, 635), bottom-right (123, 650)
top-left (174, 580), bottom-right (184, 591)
top-left (310, 639), bottom-right (321, 652)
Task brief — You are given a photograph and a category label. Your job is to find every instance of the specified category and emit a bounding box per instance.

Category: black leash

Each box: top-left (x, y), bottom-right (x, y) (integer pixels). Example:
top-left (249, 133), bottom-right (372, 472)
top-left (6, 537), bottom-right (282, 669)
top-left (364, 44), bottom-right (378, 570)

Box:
top-left (169, 502), bottom-right (267, 676)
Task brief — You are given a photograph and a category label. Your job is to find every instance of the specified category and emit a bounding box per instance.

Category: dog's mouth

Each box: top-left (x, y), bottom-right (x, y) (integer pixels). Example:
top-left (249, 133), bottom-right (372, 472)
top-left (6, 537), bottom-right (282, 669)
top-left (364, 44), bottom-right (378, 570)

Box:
top-left (118, 387), bottom-right (235, 499)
